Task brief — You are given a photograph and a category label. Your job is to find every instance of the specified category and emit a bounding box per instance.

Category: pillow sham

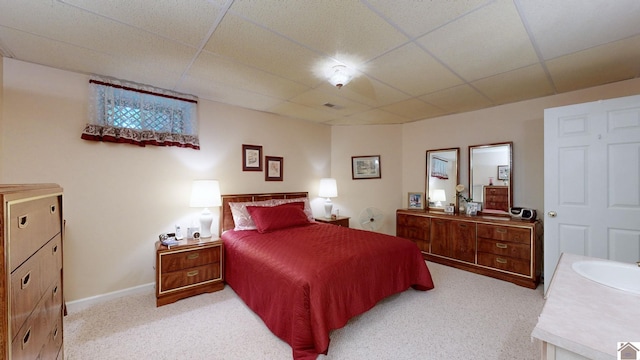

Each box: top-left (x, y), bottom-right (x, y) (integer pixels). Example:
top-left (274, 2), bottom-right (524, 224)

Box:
top-left (271, 197), bottom-right (314, 222)
top-left (229, 199), bottom-right (275, 230)
top-left (246, 202), bottom-right (310, 233)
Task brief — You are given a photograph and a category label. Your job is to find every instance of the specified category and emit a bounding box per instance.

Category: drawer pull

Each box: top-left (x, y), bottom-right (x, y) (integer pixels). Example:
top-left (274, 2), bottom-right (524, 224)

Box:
top-left (50, 205), bottom-right (57, 214)
top-left (187, 253), bottom-right (200, 260)
top-left (53, 244), bottom-right (58, 254)
top-left (496, 243), bottom-right (508, 249)
top-left (53, 285), bottom-right (59, 297)
top-left (21, 271), bottom-right (32, 289)
top-left (187, 270), bottom-right (199, 277)
top-left (496, 228), bottom-right (507, 233)
top-left (53, 326), bottom-right (59, 340)
top-left (22, 328), bottom-right (31, 349)
top-left (496, 258), bottom-right (507, 264)
top-left (458, 224), bottom-right (467, 228)
top-left (18, 214), bottom-right (29, 228)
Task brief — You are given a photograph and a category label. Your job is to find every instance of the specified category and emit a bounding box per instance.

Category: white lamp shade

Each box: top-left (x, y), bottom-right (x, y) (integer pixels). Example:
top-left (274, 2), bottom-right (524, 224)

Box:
top-left (432, 189), bottom-right (447, 202)
top-left (318, 178), bottom-right (338, 198)
top-left (190, 180), bottom-right (222, 208)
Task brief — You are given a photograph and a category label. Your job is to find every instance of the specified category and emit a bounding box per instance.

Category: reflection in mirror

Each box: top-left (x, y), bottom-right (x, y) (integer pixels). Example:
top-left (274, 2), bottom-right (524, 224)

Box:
top-left (426, 148), bottom-right (460, 211)
top-left (469, 142), bottom-right (513, 214)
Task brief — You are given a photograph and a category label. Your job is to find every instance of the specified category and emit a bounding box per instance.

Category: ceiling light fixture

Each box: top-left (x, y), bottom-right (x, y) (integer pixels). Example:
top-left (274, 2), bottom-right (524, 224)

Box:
top-left (327, 64), bottom-right (353, 89)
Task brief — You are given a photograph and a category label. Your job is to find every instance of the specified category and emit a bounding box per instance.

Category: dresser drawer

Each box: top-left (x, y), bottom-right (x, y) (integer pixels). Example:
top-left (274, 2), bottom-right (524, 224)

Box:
top-left (477, 238), bottom-right (530, 261)
top-left (477, 224), bottom-right (530, 244)
top-left (11, 290), bottom-right (49, 359)
top-left (397, 214), bottom-right (429, 228)
top-left (159, 264), bottom-right (221, 293)
top-left (9, 195), bottom-right (62, 271)
top-left (477, 252), bottom-right (530, 276)
top-left (160, 245), bottom-right (221, 273)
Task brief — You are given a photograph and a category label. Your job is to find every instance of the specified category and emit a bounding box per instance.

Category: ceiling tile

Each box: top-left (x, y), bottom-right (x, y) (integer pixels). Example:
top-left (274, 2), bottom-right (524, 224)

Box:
top-left (365, 0), bottom-right (491, 38)
top-left (421, 84), bottom-right (493, 114)
top-left (58, 0), bottom-right (223, 47)
top-left (322, 76), bottom-right (410, 108)
top-left (379, 98), bottom-right (447, 121)
top-left (228, 0), bottom-right (408, 61)
top-left (366, 43), bottom-right (463, 96)
top-left (546, 35), bottom-right (640, 93)
top-left (288, 89), bottom-right (372, 116)
top-left (418, 0), bottom-right (539, 81)
top-left (268, 102), bottom-right (339, 124)
top-left (516, 0), bottom-right (640, 60)
top-left (336, 109), bottom-right (410, 125)
top-left (204, 13), bottom-right (325, 87)
top-left (472, 64), bottom-right (555, 104)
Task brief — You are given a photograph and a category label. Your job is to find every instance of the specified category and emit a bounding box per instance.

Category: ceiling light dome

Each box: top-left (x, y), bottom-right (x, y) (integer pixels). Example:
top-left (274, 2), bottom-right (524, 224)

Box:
top-left (327, 65), bottom-right (353, 89)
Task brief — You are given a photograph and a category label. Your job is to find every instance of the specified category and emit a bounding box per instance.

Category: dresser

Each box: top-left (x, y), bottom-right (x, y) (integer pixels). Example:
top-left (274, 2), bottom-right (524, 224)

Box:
top-left (483, 186), bottom-right (509, 212)
top-left (155, 238), bottom-right (224, 306)
top-left (1, 184), bottom-right (64, 359)
top-left (397, 209), bottom-right (542, 288)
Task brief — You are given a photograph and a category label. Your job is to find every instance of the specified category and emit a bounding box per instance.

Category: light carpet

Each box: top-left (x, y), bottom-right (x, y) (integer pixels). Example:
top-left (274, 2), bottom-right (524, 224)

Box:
top-left (64, 262), bottom-right (545, 359)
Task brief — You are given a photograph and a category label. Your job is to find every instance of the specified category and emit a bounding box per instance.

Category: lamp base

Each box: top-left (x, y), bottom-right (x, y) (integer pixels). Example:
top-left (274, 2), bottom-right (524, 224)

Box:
top-left (199, 208), bottom-right (213, 238)
top-left (324, 199), bottom-right (333, 219)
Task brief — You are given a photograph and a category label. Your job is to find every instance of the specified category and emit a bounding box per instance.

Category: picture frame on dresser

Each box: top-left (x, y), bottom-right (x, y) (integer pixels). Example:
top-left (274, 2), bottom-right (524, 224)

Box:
top-left (408, 192), bottom-right (424, 209)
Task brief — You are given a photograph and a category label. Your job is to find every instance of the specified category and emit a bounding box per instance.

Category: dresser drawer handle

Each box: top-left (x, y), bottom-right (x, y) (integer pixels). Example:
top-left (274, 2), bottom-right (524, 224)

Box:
top-left (496, 258), bottom-right (507, 264)
top-left (52, 244), bottom-right (58, 254)
top-left (18, 214), bottom-right (29, 228)
top-left (53, 326), bottom-right (59, 340)
top-left (22, 328), bottom-right (31, 349)
top-left (50, 205), bottom-right (57, 214)
top-left (187, 253), bottom-right (200, 260)
top-left (21, 271), bottom-right (32, 289)
top-left (187, 270), bottom-right (199, 277)
top-left (53, 285), bottom-right (59, 297)
top-left (496, 228), bottom-right (507, 233)
top-left (458, 224), bottom-right (467, 228)
top-left (496, 243), bottom-right (508, 249)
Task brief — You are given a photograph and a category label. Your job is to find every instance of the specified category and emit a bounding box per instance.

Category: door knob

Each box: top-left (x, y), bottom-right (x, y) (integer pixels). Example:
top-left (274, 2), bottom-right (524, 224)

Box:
top-left (547, 211), bottom-right (557, 218)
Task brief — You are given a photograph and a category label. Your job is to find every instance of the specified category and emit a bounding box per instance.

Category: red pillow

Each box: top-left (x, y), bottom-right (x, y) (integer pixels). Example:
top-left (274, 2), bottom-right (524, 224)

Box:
top-left (246, 202), bottom-right (310, 233)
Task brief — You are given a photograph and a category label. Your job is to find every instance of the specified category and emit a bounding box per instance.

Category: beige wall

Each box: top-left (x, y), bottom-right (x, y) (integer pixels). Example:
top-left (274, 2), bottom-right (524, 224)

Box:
top-left (0, 57), bottom-right (3, 176)
top-left (2, 59), bottom-right (331, 301)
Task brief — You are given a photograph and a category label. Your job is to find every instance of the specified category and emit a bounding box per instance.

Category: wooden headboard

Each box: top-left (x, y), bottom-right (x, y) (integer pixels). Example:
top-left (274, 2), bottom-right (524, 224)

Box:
top-left (219, 192), bottom-right (309, 235)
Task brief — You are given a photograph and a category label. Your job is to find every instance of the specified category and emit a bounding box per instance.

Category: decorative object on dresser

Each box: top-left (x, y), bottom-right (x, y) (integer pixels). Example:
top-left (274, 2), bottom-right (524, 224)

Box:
top-left (189, 180), bottom-right (222, 239)
top-left (318, 178), bottom-right (338, 218)
top-left (314, 216), bottom-right (350, 228)
top-left (1, 184), bottom-right (64, 359)
top-left (408, 192), bottom-right (424, 210)
top-left (155, 238), bottom-right (224, 306)
top-left (396, 209), bottom-right (542, 288)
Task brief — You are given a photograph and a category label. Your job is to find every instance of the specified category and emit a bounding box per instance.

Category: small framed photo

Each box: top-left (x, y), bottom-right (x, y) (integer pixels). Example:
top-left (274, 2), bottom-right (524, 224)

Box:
top-left (444, 205), bottom-right (455, 214)
top-left (352, 155), bottom-right (381, 180)
top-left (242, 144), bottom-right (263, 171)
top-left (466, 202), bottom-right (478, 216)
top-left (408, 192), bottom-right (424, 209)
top-left (497, 165), bottom-right (509, 180)
top-left (265, 156), bottom-right (283, 181)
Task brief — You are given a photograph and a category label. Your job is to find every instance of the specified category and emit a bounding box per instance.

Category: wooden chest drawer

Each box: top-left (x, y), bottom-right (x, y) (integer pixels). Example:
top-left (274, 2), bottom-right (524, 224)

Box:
top-left (160, 246), bottom-right (221, 273)
top-left (477, 224), bottom-right (530, 244)
top-left (9, 195), bottom-right (62, 272)
top-left (477, 238), bottom-right (530, 261)
top-left (159, 264), bottom-right (221, 293)
top-left (11, 289), bottom-right (49, 359)
top-left (397, 214), bottom-right (429, 228)
top-left (477, 252), bottom-right (531, 276)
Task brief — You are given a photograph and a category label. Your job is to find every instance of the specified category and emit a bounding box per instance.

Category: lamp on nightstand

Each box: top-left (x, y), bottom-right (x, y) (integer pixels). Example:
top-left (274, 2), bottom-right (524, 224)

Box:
top-left (189, 180), bottom-right (221, 239)
top-left (318, 178), bottom-right (338, 218)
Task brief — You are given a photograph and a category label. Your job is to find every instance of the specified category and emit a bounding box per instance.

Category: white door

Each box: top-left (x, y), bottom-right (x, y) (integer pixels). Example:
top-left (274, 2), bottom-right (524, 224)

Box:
top-left (543, 95), bottom-right (640, 294)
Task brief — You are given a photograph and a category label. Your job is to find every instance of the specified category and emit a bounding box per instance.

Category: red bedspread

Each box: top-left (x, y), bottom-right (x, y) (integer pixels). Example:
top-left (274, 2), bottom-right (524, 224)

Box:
top-left (222, 222), bottom-right (434, 359)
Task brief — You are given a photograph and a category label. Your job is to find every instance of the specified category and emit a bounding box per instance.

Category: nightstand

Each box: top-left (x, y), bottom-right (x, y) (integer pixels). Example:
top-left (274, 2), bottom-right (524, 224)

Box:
top-left (155, 238), bottom-right (224, 306)
top-left (314, 216), bottom-right (350, 228)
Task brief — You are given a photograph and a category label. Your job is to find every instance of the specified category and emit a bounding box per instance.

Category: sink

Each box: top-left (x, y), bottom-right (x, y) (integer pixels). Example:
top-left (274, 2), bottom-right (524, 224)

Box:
top-left (572, 260), bottom-right (640, 295)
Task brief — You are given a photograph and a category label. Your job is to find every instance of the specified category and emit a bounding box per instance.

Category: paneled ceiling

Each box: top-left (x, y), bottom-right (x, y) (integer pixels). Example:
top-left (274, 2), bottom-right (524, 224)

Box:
top-left (1, 0), bottom-right (639, 125)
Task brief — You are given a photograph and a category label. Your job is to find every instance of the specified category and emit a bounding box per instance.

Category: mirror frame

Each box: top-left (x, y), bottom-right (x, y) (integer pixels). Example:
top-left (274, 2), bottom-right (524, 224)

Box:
top-left (468, 141), bottom-right (513, 215)
top-left (425, 147), bottom-right (460, 211)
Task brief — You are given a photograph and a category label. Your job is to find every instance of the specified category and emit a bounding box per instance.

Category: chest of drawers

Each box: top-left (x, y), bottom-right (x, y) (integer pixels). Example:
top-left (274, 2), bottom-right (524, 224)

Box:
top-left (1, 184), bottom-right (64, 359)
top-left (397, 209), bottom-right (542, 288)
top-left (483, 186), bottom-right (509, 212)
top-left (155, 239), bottom-right (224, 306)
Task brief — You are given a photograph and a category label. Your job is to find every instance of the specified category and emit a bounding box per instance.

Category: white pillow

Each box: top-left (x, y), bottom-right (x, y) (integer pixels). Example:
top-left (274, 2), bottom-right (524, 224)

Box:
top-left (229, 199), bottom-right (275, 230)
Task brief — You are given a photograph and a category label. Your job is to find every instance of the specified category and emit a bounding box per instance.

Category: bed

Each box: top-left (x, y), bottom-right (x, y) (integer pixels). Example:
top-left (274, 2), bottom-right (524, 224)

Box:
top-left (220, 192), bottom-right (434, 359)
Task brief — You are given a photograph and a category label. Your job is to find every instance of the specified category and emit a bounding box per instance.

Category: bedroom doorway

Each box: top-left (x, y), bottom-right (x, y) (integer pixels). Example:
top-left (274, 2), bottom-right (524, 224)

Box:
top-left (543, 94), bottom-right (640, 294)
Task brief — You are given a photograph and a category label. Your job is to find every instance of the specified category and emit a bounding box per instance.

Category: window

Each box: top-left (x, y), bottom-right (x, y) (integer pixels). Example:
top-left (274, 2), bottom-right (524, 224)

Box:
top-left (81, 76), bottom-right (199, 149)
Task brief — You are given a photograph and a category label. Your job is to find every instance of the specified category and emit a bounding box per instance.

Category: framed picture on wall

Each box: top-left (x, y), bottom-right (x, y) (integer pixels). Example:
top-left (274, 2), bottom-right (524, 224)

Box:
top-left (242, 144), bottom-right (263, 171)
top-left (408, 192), bottom-right (424, 209)
top-left (352, 155), bottom-right (381, 179)
top-left (265, 156), bottom-right (283, 181)
top-left (497, 165), bottom-right (509, 180)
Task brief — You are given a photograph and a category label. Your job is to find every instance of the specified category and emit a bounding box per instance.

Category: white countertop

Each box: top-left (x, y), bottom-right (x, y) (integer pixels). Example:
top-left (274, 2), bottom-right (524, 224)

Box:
top-left (531, 253), bottom-right (640, 359)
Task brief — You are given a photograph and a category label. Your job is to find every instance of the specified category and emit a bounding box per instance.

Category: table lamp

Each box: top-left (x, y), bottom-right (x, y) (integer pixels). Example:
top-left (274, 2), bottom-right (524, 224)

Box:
top-left (189, 180), bottom-right (221, 238)
top-left (318, 178), bottom-right (338, 218)
top-left (432, 189), bottom-right (447, 207)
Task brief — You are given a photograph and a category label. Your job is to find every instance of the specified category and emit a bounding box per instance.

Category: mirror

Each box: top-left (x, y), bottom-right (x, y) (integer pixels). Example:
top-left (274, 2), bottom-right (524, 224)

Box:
top-left (426, 148), bottom-right (460, 211)
top-left (469, 142), bottom-right (513, 214)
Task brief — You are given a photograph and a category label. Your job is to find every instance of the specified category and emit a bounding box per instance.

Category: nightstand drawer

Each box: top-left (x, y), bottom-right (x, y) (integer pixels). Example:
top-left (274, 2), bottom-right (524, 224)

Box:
top-left (159, 264), bottom-right (221, 293)
top-left (160, 246), bottom-right (220, 273)
top-left (477, 252), bottom-right (530, 276)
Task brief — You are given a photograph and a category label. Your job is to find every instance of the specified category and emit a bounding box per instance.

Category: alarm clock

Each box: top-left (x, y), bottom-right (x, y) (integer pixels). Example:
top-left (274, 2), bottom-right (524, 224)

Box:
top-left (509, 207), bottom-right (536, 220)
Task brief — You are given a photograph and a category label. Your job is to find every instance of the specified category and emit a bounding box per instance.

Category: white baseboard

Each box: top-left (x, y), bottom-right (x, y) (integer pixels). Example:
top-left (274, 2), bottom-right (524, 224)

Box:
top-left (65, 282), bottom-right (154, 314)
